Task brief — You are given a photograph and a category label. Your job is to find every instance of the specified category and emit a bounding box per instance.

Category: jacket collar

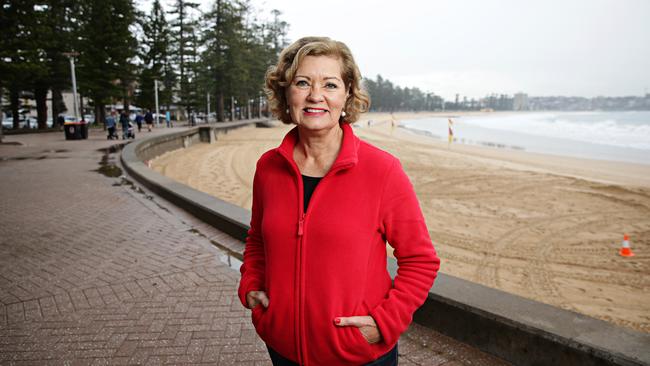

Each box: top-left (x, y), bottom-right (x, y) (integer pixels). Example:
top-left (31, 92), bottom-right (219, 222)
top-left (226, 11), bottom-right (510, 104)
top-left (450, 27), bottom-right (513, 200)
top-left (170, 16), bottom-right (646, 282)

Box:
top-left (276, 122), bottom-right (359, 173)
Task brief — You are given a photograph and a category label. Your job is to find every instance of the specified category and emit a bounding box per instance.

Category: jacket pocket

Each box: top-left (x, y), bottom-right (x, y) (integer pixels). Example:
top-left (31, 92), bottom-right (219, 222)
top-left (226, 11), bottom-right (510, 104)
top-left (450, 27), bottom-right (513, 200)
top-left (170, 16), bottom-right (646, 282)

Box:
top-left (336, 300), bottom-right (378, 361)
top-left (338, 325), bottom-right (374, 360)
top-left (251, 305), bottom-right (268, 340)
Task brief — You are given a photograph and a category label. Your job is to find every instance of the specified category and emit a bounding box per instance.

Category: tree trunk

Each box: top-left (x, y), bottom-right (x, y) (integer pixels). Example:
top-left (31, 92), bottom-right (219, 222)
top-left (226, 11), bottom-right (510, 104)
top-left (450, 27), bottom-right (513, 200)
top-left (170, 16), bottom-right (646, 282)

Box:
top-left (51, 88), bottom-right (65, 127)
top-left (0, 84), bottom-right (4, 142)
top-left (217, 92), bottom-right (224, 122)
top-left (10, 87), bottom-right (20, 129)
top-left (123, 93), bottom-right (130, 114)
top-left (96, 103), bottom-right (106, 130)
top-left (100, 105), bottom-right (106, 128)
top-left (245, 95), bottom-right (250, 120)
top-left (35, 86), bottom-right (48, 129)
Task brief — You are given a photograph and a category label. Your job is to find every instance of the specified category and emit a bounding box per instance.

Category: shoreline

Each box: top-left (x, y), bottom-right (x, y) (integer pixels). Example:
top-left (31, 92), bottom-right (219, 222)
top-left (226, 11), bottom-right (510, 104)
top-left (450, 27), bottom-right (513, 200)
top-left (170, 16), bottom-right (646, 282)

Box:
top-left (151, 113), bottom-right (650, 333)
top-left (362, 112), bottom-right (650, 188)
top-left (391, 111), bottom-right (649, 163)
top-left (396, 124), bottom-right (650, 188)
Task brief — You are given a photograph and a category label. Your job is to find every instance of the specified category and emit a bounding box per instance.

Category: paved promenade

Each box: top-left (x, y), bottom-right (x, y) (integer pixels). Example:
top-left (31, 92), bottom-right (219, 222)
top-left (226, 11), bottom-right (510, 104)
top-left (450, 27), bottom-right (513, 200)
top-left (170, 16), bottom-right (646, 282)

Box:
top-left (0, 127), bottom-right (507, 365)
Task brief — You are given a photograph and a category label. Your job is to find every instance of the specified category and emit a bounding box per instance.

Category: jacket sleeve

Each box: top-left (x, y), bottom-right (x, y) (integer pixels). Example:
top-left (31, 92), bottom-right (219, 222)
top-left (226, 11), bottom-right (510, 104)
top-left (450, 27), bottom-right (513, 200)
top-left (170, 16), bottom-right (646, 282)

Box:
top-left (369, 159), bottom-right (440, 345)
top-left (237, 164), bottom-right (266, 309)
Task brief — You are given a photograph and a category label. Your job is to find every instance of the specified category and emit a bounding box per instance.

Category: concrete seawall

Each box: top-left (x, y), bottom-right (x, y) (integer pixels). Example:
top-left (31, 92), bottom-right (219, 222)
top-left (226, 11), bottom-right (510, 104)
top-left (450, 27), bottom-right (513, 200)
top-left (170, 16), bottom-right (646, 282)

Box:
top-left (121, 121), bottom-right (650, 366)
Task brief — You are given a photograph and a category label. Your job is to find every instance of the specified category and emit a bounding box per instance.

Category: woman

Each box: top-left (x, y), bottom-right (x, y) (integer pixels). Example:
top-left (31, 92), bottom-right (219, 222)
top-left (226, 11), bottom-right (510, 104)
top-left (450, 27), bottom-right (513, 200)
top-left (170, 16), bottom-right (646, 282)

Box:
top-left (144, 109), bottom-right (154, 132)
top-left (238, 36), bottom-right (440, 366)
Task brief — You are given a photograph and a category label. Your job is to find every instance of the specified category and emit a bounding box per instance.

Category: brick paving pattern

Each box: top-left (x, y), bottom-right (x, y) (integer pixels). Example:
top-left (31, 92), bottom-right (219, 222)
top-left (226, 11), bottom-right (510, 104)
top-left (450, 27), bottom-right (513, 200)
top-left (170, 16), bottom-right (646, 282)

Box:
top-left (0, 128), bottom-right (508, 365)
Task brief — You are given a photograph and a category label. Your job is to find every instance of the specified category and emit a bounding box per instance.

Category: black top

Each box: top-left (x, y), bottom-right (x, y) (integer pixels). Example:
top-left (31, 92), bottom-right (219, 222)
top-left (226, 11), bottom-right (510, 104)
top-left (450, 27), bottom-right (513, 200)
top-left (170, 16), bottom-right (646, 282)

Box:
top-left (302, 175), bottom-right (322, 212)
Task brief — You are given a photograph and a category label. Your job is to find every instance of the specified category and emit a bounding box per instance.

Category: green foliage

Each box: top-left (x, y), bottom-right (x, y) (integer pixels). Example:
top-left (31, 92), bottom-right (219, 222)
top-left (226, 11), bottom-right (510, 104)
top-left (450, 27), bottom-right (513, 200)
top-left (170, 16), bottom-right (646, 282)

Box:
top-left (168, 0), bottom-right (200, 116)
top-left (42, 1), bottom-right (83, 123)
top-left (0, 0), bottom-right (50, 126)
top-left (0, 1), bottom-right (48, 85)
top-left (200, 0), bottom-right (288, 121)
top-left (364, 75), bottom-right (444, 112)
top-left (2, 0), bottom-right (288, 126)
top-left (136, 0), bottom-right (173, 110)
top-left (77, 0), bottom-right (138, 113)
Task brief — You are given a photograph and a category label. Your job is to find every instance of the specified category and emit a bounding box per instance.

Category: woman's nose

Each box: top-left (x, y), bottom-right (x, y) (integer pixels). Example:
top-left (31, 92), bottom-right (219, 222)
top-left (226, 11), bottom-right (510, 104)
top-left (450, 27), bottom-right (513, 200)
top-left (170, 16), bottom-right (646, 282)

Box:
top-left (308, 85), bottom-right (324, 102)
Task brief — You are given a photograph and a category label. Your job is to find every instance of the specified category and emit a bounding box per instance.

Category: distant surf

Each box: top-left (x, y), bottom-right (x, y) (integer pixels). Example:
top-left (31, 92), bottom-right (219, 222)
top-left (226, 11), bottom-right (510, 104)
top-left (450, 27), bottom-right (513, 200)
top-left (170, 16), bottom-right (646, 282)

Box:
top-left (401, 111), bottom-right (650, 165)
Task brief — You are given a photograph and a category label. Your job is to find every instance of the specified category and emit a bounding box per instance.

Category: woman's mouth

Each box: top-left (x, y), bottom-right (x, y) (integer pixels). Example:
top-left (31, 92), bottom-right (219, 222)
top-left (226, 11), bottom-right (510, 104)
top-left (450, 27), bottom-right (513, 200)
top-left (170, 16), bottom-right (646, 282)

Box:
top-left (303, 108), bottom-right (327, 116)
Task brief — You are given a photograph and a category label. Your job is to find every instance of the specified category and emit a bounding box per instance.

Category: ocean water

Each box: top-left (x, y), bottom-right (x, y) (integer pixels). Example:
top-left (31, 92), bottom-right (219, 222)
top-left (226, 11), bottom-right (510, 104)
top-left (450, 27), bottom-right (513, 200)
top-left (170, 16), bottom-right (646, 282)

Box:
top-left (401, 111), bottom-right (650, 165)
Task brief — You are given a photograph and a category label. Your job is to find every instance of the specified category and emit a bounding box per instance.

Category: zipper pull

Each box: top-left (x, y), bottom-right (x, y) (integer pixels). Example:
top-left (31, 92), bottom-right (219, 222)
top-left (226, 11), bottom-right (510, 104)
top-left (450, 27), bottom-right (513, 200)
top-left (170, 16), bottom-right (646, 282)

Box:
top-left (298, 213), bottom-right (305, 236)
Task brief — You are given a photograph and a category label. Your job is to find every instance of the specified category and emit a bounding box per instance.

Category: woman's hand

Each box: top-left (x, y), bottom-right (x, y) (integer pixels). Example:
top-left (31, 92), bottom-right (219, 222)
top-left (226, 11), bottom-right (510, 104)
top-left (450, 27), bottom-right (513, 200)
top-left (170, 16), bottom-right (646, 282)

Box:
top-left (246, 290), bottom-right (269, 310)
top-left (334, 316), bottom-right (382, 344)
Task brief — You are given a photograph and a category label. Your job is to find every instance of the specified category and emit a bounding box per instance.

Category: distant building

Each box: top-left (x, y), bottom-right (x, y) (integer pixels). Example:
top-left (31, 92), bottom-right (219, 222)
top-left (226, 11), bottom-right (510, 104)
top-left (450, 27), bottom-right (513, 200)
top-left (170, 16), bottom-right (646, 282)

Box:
top-left (479, 94), bottom-right (514, 111)
top-left (513, 92), bottom-right (529, 111)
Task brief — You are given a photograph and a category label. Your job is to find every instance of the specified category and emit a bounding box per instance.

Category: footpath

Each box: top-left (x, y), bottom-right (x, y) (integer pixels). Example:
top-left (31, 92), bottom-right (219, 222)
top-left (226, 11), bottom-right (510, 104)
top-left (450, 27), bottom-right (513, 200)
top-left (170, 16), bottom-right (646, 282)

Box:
top-left (0, 127), bottom-right (507, 365)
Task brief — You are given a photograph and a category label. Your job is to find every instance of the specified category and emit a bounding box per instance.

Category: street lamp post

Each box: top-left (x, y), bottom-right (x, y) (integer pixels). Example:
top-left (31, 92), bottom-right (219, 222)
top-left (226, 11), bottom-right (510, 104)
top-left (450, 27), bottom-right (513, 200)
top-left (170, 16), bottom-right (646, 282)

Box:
top-left (63, 52), bottom-right (80, 122)
top-left (154, 79), bottom-right (160, 127)
top-left (207, 93), bottom-right (210, 123)
top-left (230, 96), bottom-right (235, 121)
top-left (0, 91), bottom-right (3, 142)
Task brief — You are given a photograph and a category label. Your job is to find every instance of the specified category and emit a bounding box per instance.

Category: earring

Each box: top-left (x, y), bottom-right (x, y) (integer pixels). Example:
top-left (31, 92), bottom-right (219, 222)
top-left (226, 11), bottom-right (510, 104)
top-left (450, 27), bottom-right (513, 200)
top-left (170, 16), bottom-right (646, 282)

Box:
top-left (285, 108), bottom-right (289, 114)
top-left (341, 111), bottom-right (346, 118)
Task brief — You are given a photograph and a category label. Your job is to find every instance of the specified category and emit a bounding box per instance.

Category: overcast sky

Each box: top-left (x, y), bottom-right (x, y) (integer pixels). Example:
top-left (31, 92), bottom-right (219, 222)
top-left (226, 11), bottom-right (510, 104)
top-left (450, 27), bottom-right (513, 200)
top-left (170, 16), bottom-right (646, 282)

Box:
top-left (140, 0), bottom-right (650, 100)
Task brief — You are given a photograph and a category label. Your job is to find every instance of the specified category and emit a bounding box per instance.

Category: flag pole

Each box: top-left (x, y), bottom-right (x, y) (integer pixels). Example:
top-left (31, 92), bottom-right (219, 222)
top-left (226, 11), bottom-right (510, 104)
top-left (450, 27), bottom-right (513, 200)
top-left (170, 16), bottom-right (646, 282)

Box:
top-left (448, 118), bottom-right (454, 148)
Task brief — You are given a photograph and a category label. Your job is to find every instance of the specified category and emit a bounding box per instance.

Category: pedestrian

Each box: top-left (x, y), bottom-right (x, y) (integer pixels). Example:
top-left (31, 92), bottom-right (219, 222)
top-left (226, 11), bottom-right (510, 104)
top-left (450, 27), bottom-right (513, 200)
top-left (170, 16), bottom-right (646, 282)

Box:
top-left (239, 36), bottom-right (440, 366)
top-left (119, 110), bottom-right (130, 139)
top-left (165, 111), bottom-right (172, 128)
top-left (144, 109), bottom-right (154, 132)
top-left (106, 111), bottom-right (117, 139)
top-left (135, 112), bottom-right (144, 132)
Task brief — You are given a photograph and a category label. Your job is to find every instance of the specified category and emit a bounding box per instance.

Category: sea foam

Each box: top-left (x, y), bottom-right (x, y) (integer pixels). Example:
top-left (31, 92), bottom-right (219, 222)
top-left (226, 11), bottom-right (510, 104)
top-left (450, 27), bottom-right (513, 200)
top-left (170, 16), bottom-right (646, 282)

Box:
top-left (402, 111), bottom-right (650, 164)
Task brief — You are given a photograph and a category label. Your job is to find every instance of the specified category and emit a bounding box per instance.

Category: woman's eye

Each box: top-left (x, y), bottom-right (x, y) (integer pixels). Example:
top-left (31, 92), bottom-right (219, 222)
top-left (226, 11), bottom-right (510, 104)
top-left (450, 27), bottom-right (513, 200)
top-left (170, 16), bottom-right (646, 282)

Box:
top-left (325, 83), bottom-right (338, 89)
top-left (296, 80), bottom-right (309, 87)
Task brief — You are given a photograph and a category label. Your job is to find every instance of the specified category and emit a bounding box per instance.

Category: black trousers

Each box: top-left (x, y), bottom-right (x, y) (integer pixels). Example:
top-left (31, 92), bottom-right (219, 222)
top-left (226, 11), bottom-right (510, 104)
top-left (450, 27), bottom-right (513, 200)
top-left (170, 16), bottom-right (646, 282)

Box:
top-left (267, 344), bottom-right (398, 366)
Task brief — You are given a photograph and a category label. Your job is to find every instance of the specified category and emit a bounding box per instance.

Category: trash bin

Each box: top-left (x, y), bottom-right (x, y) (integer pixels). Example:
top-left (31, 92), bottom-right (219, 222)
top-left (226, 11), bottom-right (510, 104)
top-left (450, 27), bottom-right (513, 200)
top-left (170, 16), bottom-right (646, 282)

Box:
top-left (64, 121), bottom-right (88, 140)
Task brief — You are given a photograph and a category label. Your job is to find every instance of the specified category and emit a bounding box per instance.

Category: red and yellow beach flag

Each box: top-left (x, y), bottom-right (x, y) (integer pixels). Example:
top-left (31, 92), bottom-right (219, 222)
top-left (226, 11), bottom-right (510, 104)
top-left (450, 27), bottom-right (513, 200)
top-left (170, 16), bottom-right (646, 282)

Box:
top-left (448, 118), bottom-right (454, 144)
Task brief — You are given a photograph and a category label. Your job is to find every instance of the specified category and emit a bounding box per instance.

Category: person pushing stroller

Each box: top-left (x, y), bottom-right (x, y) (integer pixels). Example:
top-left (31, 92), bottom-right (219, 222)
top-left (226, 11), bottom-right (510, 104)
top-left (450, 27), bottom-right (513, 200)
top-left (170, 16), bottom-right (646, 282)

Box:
top-left (106, 111), bottom-right (118, 140)
top-left (120, 110), bottom-right (135, 139)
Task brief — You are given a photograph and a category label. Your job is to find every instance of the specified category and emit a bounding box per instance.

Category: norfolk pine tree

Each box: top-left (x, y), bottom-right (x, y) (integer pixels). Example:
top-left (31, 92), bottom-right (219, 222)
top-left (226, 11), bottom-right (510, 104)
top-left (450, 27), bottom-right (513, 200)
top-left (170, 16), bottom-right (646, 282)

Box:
top-left (137, 0), bottom-right (173, 112)
top-left (0, 0), bottom-right (48, 128)
top-left (77, 0), bottom-right (138, 126)
top-left (169, 0), bottom-right (200, 121)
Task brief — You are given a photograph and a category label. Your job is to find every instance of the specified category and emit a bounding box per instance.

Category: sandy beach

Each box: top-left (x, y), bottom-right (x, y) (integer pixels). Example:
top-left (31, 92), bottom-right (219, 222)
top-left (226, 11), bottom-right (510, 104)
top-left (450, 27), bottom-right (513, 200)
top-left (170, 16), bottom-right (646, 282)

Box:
top-left (151, 112), bottom-right (650, 333)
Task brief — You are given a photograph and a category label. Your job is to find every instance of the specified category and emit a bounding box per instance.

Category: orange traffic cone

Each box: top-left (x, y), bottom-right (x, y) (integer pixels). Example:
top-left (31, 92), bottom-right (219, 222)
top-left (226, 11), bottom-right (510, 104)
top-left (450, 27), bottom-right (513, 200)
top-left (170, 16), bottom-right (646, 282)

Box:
top-left (619, 234), bottom-right (635, 257)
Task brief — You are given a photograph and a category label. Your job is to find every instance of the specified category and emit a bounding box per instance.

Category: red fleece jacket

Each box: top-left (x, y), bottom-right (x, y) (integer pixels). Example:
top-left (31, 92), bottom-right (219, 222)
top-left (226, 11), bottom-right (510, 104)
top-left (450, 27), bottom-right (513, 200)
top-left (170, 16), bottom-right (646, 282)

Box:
top-left (238, 123), bottom-right (440, 366)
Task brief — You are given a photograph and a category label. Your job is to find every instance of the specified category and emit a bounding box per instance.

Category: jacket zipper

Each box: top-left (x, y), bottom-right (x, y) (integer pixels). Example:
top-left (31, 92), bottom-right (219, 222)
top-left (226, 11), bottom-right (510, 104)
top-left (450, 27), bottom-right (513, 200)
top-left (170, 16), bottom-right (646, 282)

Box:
top-left (281, 149), bottom-right (354, 366)
top-left (296, 167), bottom-right (353, 366)
top-left (296, 174), bottom-right (305, 366)
top-left (298, 213), bottom-right (305, 236)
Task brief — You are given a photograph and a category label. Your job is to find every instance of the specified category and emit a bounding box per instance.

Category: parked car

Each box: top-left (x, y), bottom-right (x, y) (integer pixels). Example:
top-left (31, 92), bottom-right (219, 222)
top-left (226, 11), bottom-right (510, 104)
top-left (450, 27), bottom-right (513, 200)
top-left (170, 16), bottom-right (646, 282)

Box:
top-left (152, 113), bottom-right (166, 123)
top-left (83, 114), bottom-right (95, 123)
top-left (2, 114), bottom-right (11, 129)
top-left (1, 114), bottom-right (41, 129)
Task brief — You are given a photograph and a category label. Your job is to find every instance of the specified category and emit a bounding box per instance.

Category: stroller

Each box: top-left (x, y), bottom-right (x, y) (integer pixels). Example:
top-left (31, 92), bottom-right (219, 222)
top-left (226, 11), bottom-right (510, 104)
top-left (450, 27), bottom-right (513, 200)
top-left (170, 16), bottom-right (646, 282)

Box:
top-left (123, 122), bottom-right (136, 140)
top-left (107, 126), bottom-right (119, 140)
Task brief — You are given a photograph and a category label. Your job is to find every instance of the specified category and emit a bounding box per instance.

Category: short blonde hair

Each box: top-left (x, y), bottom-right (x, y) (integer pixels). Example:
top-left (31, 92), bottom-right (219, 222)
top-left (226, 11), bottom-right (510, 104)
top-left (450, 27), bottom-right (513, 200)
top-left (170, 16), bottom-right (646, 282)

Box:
top-left (265, 36), bottom-right (370, 124)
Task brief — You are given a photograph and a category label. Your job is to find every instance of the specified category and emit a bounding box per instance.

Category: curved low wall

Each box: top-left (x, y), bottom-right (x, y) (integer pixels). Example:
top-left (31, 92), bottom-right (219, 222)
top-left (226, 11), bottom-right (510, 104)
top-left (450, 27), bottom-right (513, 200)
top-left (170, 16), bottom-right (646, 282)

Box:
top-left (121, 121), bottom-right (650, 366)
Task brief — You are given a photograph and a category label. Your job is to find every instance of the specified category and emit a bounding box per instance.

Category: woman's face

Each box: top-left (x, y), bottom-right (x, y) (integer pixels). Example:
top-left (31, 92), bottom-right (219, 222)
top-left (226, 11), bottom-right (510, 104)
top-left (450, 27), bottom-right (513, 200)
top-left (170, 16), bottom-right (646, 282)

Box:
top-left (286, 55), bottom-right (349, 131)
